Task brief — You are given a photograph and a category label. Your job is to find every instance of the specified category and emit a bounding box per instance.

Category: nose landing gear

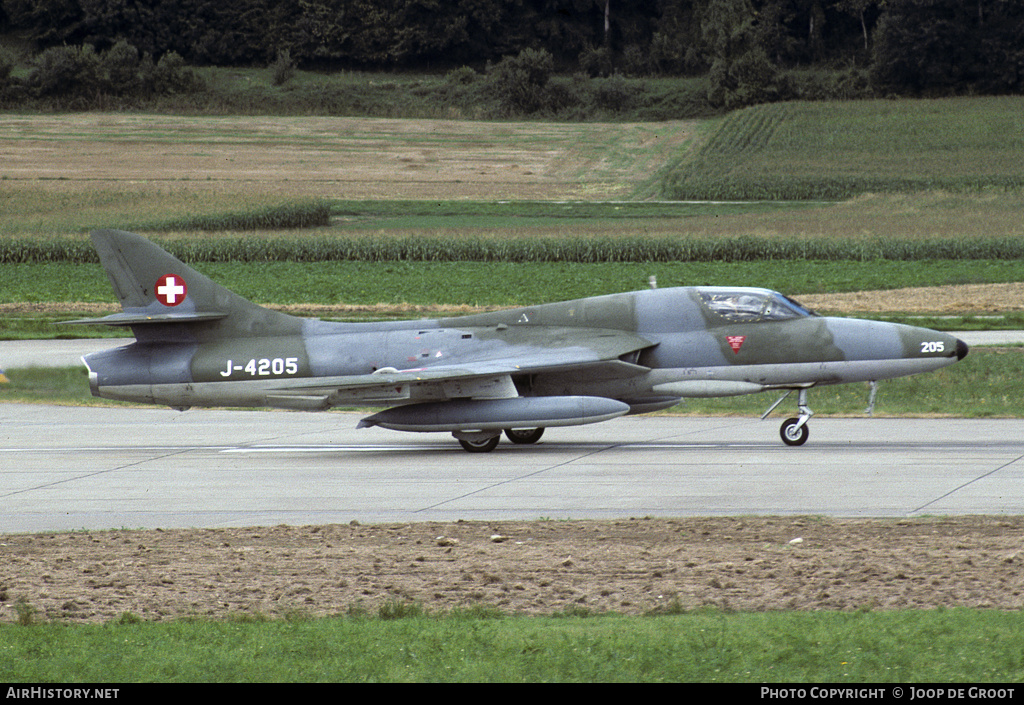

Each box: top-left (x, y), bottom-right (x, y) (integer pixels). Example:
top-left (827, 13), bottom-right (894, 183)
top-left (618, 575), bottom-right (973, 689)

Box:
top-left (764, 388), bottom-right (814, 447)
top-left (780, 416), bottom-right (810, 446)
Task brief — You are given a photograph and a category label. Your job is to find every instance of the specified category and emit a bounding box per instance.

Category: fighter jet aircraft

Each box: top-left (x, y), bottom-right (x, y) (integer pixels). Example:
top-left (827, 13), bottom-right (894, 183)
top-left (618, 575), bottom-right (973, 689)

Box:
top-left (70, 229), bottom-right (968, 452)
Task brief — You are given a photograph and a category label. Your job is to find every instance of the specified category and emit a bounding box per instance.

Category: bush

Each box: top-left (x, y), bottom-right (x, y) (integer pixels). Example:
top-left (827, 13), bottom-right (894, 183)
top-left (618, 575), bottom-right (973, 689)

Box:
top-left (541, 74), bottom-right (594, 118)
top-left (622, 44), bottom-right (654, 77)
top-left (0, 46), bottom-right (16, 85)
top-left (592, 73), bottom-right (638, 112)
top-left (152, 51), bottom-right (204, 94)
top-left (23, 42), bottom-right (204, 105)
top-left (579, 45), bottom-right (614, 78)
top-left (444, 65), bottom-right (478, 86)
top-left (102, 40), bottom-right (141, 95)
top-left (485, 47), bottom-right (554, 115)
top-left (0, 46), bottom-right (21, 105)
top-left (707, 48), bottom-right (782, 110)
top-left (786, 68), bottom-right (873, 101)
top-left (29, 44), bottom-right (102, 97)
top-left (270, 50), bottom-right (296, 87)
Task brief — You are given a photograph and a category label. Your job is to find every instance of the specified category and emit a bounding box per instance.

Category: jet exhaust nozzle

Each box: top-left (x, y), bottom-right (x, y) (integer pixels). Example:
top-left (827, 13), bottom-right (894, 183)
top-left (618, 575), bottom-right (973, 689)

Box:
top-left (358, 396), bottom-right (630, 432)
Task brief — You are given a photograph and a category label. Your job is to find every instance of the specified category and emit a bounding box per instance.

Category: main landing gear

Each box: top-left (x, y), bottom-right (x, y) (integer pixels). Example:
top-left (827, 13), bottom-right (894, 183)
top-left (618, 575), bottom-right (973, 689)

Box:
top-left (764, 388), bottom-right (814, 447)
top-left (453, 428), bottom-right (545, 453)
top-left (504, 427), bottom-right (545, 444)
top-left (456, 434), bottom-right (501, 453)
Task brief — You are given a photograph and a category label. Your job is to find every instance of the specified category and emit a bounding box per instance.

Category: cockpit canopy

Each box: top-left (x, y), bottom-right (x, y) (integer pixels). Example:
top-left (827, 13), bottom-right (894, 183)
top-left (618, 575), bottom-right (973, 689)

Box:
top-left (697, 288), bottom-right (816, 323)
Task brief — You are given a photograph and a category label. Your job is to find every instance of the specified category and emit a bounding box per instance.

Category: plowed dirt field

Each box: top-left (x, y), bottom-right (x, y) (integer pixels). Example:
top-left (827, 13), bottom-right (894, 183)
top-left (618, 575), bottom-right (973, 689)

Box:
top-left (4, 517), bottom-right (1024, 623)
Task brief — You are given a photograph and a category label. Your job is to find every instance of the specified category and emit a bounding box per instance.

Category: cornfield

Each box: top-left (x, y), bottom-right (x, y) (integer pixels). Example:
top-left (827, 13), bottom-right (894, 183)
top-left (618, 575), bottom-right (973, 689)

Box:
top-left (660, 98), bottom-right (1024, 200)
top-left (139, 200), bottom-right (332, 232)
top-left (4, 234), bottom-right (1023, 265)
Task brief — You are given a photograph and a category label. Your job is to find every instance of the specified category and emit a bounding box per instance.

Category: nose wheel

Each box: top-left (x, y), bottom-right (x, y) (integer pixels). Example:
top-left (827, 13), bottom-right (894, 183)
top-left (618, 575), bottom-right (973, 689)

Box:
top-left (765, 388), bottom-right (814, 447)
top-left (780, 417), bottom-right (809, 446)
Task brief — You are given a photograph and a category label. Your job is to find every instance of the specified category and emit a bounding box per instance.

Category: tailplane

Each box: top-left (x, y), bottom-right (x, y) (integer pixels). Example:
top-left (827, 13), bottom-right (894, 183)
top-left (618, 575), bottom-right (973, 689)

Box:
top-left (65, 229), bottom-right (302, 341)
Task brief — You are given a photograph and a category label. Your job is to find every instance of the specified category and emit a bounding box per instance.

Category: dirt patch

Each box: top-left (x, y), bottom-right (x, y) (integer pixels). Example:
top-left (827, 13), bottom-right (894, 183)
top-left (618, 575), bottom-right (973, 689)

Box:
top-left (0, 114), bottom-right (693, 201)
top-left (800, 283), bottom-right (1024, 314)
top-left (3, 516), bottom-right (1022, 624)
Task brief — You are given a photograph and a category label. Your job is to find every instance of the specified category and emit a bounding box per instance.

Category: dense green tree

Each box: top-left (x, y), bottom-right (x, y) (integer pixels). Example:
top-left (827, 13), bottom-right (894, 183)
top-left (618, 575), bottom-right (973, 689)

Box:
top-left (390, 0), bottom-right (523, 67)
top-left (835, 0), bottom-right (880, 53)
top-left (4, 0), bottom-right (84, 45)
top-left (973, 0), bottom-right (1024, 94)
top-left (1, 0), bottom-right (1020, 98)
top-left (870, 0), bottom-right (1023, 95)
top-left (701, 0), bottom-right (783, 108)
top-left (647, 0), bottom-right (705, 74)
top-left (871, 0), bottom-right (970, 93)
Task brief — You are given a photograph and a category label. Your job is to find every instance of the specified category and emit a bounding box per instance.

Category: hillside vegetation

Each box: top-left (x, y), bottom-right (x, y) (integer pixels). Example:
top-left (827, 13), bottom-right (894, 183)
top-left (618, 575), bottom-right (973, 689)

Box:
top-left (3, 0), bottom-right (1022, 118)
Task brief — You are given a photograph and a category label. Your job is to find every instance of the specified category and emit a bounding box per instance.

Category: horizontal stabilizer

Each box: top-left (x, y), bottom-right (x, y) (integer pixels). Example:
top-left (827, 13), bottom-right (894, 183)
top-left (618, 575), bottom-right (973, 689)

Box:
top-left (63, 311), bottom-right (228, 327)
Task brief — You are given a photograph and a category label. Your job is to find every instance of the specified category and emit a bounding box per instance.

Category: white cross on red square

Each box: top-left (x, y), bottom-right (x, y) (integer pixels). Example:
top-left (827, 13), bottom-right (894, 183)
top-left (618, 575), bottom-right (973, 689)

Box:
top-left (155, 274), bottom-right (187, 306)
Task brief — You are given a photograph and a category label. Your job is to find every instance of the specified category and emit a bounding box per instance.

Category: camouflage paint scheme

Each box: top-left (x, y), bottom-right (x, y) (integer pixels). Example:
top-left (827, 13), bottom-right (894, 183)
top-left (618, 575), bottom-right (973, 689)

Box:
top-left (72, 230), bottom-right (968, 452)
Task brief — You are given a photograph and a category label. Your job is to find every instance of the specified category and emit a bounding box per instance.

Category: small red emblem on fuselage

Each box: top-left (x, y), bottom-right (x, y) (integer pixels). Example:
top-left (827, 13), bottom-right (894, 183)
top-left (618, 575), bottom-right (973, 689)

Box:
top-left (726, 335), bottom-right (747, 354)
top-left (155, 274), bottom-right (187, 306)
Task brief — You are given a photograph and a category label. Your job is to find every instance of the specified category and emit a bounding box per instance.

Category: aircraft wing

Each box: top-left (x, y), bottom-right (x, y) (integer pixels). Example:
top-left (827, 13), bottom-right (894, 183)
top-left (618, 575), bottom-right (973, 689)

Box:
top-left (263, 329), bottom-right (653, 409)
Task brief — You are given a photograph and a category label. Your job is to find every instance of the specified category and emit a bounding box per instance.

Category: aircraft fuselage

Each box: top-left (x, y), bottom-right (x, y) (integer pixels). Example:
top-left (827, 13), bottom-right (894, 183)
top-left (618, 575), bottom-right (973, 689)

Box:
top-left (84, 286), bottom-right (966, 412)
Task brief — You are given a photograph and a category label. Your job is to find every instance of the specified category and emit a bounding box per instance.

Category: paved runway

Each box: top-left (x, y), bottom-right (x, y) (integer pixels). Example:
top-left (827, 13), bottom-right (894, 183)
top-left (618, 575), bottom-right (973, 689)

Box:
top-left (2, 403), bottom-right (1022, 533)
top-left (0, 339), bottom-right (134, 370)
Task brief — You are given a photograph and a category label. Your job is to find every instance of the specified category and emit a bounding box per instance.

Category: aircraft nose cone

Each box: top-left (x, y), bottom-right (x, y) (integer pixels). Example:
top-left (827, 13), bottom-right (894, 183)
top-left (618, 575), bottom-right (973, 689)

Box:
top-left (956, 338), bottom-right (969, 361)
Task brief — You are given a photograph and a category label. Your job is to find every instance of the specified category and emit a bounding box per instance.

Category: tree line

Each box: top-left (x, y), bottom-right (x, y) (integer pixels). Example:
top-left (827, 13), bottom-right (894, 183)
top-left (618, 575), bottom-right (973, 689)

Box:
top-left (2, 0), bottom-right (1022, 106)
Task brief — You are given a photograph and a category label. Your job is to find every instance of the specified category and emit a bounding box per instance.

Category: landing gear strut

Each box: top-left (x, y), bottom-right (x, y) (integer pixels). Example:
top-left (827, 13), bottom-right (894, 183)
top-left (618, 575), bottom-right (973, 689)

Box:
top-left (764, 388), bottom-right (814, 447)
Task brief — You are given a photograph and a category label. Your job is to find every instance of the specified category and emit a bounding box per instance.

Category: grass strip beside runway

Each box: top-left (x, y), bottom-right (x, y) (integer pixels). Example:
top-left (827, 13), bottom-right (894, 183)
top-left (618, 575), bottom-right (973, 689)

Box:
top-left (2, 607), bottom-right (1021, 682)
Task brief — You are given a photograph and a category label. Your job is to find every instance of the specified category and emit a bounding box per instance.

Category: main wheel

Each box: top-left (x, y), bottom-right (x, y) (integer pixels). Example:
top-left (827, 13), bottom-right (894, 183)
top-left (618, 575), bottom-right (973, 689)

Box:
top-left (504, 428), bottom-right (544, 444)
top-left (780, 418), bottom-right (809, 446)
top-left (458, 435), bottom-right (501, 453)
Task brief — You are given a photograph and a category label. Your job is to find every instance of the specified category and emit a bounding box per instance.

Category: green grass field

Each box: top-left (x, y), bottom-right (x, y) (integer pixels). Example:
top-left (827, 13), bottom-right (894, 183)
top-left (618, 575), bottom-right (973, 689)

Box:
top-left (2, 608), bottom-right (1022, 682)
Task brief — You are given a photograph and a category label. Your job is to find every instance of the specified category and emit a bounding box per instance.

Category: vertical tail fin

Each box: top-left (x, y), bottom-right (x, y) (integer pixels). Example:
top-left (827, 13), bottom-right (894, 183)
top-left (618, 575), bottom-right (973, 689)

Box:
top-left (66, 229), bottom-right (302, 341)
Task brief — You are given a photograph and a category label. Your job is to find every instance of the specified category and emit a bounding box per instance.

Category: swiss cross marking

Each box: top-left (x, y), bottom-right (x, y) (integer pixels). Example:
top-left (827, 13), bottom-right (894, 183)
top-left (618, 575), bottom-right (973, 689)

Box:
top-left (726, 335), bottom-right (747, 354)
top-left (155, 274), bottom-right (187, 306)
